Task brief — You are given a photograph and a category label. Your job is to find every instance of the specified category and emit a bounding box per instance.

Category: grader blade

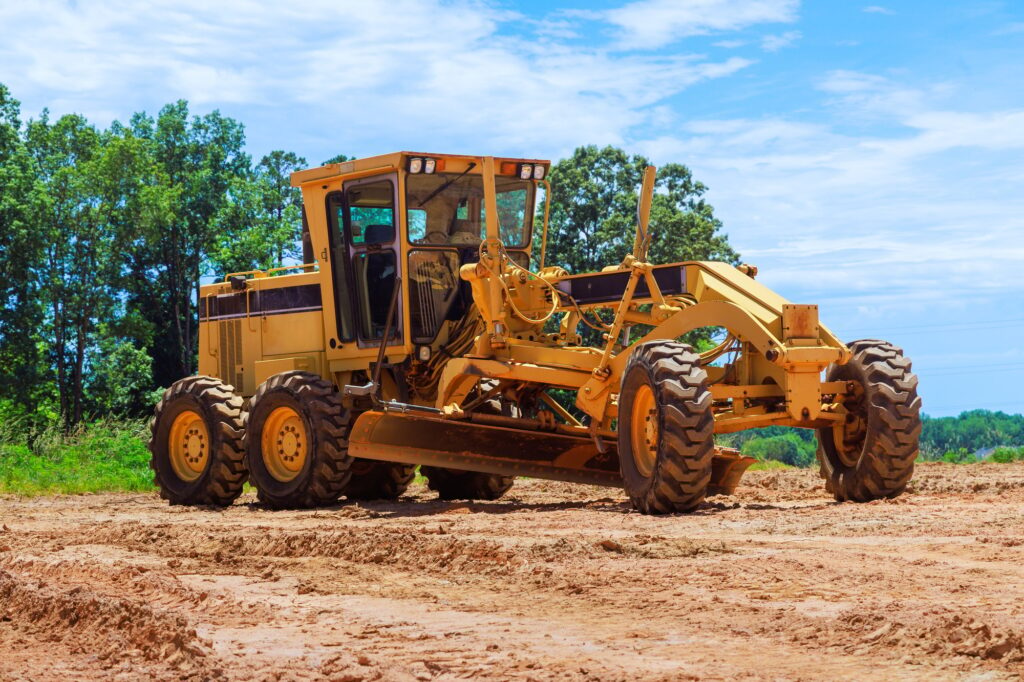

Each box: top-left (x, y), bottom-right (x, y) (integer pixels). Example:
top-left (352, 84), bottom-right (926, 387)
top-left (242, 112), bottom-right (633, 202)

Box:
top-left (348, 410), bottom-right (756, 495)
top-left (349, 410), bottom-right (623, 487)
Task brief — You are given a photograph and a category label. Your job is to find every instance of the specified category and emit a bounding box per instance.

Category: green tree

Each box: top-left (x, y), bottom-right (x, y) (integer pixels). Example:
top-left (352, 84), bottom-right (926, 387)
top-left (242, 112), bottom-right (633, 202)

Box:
top-left (25, 113), bottom-right (161, 426)
top-left (83, 333), bottom-right (162, 417)
top-left (125, 102), bottom-right (250, 385)
top-left (541, 145), bottom-right (738, 347)
top-left (322, 153), bottom-right (350, 165)
top-left (209, 150), bottom-right (307, 275)
top-left (742, 433), bottom-right (817, 468)
top-left (542, 145), bottom-right (737, 275)
top-left (0, 85), bottom-right (46, 417)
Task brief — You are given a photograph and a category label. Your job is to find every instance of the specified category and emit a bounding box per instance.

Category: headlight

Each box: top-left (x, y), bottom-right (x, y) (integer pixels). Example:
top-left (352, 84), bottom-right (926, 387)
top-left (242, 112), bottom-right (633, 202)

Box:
top-left (424, 158), bottom-right (436, 174)
top-left (418, 345), bottom-right (431, 362)
top-left (533, 165), bottom-right (546, 180)
top-left (518, 163), bottom-right (533, 180)
top-left (408, 157), bottom-right (423, 173)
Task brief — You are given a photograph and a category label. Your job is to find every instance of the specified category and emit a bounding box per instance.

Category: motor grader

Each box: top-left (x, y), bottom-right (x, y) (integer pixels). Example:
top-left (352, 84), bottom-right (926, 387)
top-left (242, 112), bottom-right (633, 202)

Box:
top-left (149, 152), bottom-right (921, 513)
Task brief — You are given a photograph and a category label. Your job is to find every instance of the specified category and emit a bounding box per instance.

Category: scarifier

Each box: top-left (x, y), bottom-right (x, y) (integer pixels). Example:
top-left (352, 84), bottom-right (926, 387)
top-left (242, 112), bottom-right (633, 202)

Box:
top-left (148, 152), bottom-right (921, 513)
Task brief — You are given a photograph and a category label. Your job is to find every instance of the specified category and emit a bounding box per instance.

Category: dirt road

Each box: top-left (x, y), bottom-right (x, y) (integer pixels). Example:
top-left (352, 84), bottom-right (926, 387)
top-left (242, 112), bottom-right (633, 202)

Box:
top-left (2, 462), bottom-right (1023, 681)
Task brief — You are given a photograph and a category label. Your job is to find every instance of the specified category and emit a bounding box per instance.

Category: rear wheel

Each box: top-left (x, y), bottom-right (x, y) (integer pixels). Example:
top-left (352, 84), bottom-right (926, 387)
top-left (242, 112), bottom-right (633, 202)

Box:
top-left (816, 339), bottom-right (921, 501)
top-left (246, 371), bottom-right (353, 509)
top-left (421, 466), bottom-right (514, 501)
top-left (421, 381), bottom-right (514, 501)
top-left (617, 342), bottom-right (714, 514)
top-left (149, 376), bottom-right (247, 506)
top-left (342, 460), bottom-right (416, 500)
top-left (339, 370), bottom-right (416, 500)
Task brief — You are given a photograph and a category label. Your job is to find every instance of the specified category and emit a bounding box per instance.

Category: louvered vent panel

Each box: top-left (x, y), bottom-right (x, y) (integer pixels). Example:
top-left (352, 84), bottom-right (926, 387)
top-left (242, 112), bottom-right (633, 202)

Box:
top-left (218, 320), bottom-right (243, 390)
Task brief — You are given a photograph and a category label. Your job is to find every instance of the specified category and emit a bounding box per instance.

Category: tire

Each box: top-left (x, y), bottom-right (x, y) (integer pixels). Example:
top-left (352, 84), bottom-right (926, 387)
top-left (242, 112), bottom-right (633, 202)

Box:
top-left (816, 339), bottom-right (921, 502)
top-left (617, 341), bottom-right (714, 514)
top-left (420, 381), bottom-right (515, 501)
top-left (149, 376), bottom-right (247, 506)
top-left (421, 466), bottom-right (514, 501)
top-left (342, 460), bottom-right (416, 500)
top-left (245, 371), bottom-right (353, 509)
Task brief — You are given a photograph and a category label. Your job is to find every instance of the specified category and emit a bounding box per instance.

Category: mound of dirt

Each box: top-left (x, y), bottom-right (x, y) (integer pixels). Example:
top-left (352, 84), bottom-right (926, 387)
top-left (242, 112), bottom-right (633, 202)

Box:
top-left (0, 567), bottom-right (207, 669)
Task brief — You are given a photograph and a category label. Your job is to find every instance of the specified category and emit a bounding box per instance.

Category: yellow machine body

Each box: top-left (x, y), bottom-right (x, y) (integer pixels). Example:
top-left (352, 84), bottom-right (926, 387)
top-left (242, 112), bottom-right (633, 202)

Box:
top-left (196, 151), bottom-right (858, 494)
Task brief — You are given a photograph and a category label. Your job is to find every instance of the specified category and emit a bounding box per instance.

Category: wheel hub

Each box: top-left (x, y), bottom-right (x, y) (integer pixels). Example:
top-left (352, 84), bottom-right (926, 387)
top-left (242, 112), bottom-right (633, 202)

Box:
top-left (630, 383), bottom-right (659, 478)
top-left (262, 406), bottom-right (308, 482)
top-left (168, 410), bottom-right (209, 482)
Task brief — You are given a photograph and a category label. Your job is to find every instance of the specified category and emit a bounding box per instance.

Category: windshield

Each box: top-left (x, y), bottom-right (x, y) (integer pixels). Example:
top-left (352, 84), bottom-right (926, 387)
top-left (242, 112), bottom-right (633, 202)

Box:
top-left (406, 172), bottom-right (534, 249)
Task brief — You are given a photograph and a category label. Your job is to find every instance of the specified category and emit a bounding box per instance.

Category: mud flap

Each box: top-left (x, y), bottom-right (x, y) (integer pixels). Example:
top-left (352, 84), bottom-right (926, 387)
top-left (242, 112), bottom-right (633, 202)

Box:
top-left (348, 410), bottom-right (757, 494)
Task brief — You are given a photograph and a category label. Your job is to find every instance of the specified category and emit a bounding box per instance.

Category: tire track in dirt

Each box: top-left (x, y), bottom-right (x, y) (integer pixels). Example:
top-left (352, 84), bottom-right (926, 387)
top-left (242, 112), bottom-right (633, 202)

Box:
top-left (1, 462), bottom-right (1023, 680)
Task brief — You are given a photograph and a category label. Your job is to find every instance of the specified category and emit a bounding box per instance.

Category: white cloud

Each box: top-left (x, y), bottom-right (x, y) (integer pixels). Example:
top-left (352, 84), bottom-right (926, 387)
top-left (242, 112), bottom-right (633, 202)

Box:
top-left (632, 71), bottom-right (1024, 319)
top-left (862, 5), bottom-right (895, 14)
top-left (603, 0), bottom-right (799, 49)
top-left (761, 30), bottom-right (802, 52)
top-left (0, 0), bottom-right (759, 156)
top-left (714, 40), bottom-right (748, 49)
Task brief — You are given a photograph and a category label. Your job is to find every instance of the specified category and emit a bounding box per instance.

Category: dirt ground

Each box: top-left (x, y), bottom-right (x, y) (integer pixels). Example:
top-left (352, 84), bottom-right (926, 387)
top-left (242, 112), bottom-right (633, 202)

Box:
top-left (1, 462), bottom-right (1023, 681)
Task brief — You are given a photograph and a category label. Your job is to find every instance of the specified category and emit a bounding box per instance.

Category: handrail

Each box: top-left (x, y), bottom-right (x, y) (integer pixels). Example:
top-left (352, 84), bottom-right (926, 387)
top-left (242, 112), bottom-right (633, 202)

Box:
top-left (266, 263), bottom-right (318, 276)
top-left (222, 263), bottom-right (318, 282)
top-left (223, 270), bottom-right (267, 281)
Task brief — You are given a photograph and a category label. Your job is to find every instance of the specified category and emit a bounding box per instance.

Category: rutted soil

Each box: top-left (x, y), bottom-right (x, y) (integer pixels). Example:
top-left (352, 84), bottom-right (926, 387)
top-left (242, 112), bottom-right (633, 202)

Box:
top-left (1, 462), bottom-right (1023, 680)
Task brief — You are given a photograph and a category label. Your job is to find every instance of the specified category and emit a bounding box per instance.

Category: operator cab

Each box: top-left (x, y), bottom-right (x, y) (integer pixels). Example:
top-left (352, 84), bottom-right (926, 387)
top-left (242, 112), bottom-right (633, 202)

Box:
top-left (403, 157), bottom-right (540, 344)
top-left (294, 153), bottom-right (549, 351)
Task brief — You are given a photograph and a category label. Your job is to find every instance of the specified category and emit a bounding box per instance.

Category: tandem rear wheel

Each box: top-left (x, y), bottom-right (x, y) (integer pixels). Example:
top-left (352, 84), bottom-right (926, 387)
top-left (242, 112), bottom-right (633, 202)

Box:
top-left (149, 376), bottom-right (248, 506)
top-left (245, 371), bottom-right (354, 509)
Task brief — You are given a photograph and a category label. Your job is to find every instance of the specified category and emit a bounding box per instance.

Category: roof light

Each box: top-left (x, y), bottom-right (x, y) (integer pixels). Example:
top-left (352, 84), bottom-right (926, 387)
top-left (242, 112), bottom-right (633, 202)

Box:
top-left (408, 157), bottom-right (423, 173)
top-left (424, 158), bottom-right (436, 174)
top-left (519, 163), bottom-right (533, 180)
top-left (533, 165), bottom-right (546, 180)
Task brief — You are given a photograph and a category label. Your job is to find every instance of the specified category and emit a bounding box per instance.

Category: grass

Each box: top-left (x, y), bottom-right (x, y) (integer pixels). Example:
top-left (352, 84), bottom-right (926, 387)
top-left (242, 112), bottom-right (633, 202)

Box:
top-left (0, 420), bottom-right (154, 495)
top-left (747, 459), bottom-right (795, 471)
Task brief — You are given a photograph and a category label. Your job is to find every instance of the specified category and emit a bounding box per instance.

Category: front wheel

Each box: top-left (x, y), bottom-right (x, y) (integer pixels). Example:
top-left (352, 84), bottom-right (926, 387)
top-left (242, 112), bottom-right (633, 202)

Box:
top-left (816, 339), bottom-right (921, 502)
top-left (617, 342), bottom-right (714, 514)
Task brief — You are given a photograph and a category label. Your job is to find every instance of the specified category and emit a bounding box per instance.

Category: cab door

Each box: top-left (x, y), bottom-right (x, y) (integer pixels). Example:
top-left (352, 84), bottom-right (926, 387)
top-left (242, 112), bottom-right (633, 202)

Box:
top-left (339, 174), bottom-right (403, 349)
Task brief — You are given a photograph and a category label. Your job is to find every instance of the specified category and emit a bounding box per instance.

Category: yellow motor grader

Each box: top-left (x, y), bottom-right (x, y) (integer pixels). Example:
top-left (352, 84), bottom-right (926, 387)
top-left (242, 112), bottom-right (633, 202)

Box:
top-left (149, 152), bottom-right (921, 513)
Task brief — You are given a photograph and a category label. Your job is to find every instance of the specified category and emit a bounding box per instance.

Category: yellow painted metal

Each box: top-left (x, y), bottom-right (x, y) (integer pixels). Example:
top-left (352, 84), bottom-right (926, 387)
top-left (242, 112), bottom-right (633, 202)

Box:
top-left (631, 165), bottom-right (657, 261)
top-left (168, 410), bottom-right (209, 482)
top-left (629, 383), bottom-right (658, 478)
top-left (261, 406), bottom-right (307, 483)
top-left (538, 179), bottom-right (552, 270)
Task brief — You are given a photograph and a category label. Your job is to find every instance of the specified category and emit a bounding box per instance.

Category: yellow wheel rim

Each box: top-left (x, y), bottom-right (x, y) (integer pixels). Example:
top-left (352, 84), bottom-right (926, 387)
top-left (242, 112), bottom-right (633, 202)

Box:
top-left (261, 406), bottom-right (308, 483)
top-left (630, 383), bottom-right (659, 478)
top-left (168, 410), bottom-right (210, 482)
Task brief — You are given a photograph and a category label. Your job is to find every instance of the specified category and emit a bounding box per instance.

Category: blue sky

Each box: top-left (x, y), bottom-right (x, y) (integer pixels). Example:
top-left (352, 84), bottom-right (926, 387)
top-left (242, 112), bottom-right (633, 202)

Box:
top-left (1, 0), bottom-right (1022, 416)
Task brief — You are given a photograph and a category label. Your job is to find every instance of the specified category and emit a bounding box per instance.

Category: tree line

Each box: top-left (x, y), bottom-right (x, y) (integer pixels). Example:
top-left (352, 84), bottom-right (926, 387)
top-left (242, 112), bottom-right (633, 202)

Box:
top-left (0, 83), bottom-right (736, 433)
top-left (0, 84), bottom-right (313, 428)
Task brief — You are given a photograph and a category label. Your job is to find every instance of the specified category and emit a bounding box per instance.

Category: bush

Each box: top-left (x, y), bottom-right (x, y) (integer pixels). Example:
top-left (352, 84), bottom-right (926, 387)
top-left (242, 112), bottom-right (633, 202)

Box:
top-left (741, 433), bottom-right (817, 468)
top-left (0, 419), bottom-right (153, 495)
top-left (940, 448), bottom-right (975, 464)
top-left (989, 446), bottom-right (1024, 463)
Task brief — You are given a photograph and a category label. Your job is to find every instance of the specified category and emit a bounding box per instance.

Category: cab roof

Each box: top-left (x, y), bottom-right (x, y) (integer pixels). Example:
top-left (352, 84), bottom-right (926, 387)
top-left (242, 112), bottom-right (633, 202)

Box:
top-left (290, 151), bottom-right (551, 187)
